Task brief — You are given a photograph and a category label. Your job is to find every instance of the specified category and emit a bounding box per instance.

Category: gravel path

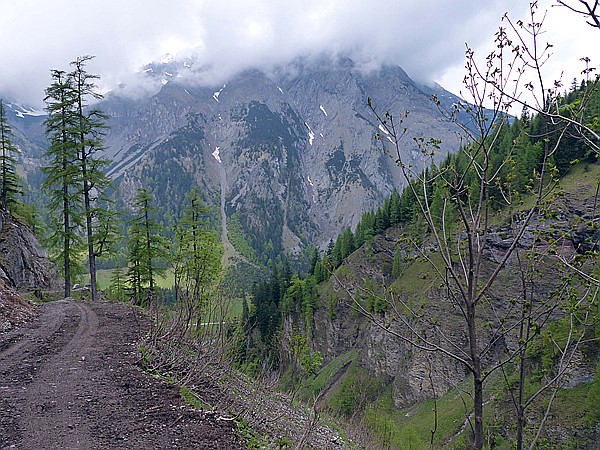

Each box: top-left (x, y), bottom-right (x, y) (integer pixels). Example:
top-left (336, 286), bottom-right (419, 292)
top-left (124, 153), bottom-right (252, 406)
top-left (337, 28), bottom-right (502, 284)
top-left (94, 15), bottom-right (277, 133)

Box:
top-left (0, 300), bottom-right (243, 449)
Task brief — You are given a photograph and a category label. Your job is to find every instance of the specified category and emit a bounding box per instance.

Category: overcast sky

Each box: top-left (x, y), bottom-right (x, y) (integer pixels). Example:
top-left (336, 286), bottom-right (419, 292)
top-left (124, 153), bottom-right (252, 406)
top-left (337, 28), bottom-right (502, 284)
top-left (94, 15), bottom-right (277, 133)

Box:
top-left (1, 0), bottom-right (597, 108)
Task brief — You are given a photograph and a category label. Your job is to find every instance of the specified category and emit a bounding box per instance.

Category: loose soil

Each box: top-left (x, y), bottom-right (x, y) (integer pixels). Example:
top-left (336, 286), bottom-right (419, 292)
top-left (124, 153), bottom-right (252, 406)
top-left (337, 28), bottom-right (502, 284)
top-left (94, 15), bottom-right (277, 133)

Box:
top-left (0, 299), bottom-right (243, 449)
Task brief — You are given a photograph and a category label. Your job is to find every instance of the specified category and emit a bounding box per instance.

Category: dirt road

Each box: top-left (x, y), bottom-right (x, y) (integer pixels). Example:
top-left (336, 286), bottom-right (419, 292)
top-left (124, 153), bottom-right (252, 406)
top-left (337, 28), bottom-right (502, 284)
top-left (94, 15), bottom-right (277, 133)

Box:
top-left (0, 300), bottom-right (242, 449)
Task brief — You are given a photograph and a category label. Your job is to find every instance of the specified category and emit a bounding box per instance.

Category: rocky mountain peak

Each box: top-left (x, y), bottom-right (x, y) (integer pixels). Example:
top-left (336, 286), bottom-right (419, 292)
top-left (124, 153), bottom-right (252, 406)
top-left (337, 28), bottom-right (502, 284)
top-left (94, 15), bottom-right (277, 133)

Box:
top-left (8, 56), bottom-right (467, 265)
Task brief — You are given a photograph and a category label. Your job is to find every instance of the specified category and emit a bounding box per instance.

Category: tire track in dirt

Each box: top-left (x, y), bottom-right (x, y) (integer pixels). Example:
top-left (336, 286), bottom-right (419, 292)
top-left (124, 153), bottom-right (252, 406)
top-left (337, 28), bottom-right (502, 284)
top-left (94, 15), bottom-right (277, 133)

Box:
top-left (1, 300), bottom-right (243, 449)
top-left (0, 300), bottom-right (82, 446)
top-left (0, 300), bottom-right (71, 365)
top-left (17, 301), bottom-right (100, 449)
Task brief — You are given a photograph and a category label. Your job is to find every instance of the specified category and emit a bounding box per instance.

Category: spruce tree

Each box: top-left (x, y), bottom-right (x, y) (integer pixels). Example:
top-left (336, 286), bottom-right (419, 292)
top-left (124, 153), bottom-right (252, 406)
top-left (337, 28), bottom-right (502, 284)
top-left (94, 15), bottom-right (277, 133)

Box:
top-left (127, 188), bottom-right (167, 306)
top-left (0, 99), bottom-right (23, 210)
top-left (42, 70), bottom-right (82, 298)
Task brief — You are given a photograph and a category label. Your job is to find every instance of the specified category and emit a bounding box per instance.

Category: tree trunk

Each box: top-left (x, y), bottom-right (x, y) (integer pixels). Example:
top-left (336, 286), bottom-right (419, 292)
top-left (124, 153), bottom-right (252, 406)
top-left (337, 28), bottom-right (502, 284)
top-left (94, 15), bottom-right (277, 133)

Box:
top-left (83, 173), bottom-right (97, 302)
top-left (63, 178), bottom-right (71, 298)
top-left (473, 370), bottom-right (484, 450)
top-left (467, 301), bottom-right (484, 450)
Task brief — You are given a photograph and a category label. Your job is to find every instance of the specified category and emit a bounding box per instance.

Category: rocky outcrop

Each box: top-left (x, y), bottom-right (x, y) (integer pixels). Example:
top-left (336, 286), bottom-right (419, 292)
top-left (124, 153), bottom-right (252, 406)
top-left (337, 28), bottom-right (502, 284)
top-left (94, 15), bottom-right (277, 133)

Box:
top-left (0, 208), bottom-right (55, 290)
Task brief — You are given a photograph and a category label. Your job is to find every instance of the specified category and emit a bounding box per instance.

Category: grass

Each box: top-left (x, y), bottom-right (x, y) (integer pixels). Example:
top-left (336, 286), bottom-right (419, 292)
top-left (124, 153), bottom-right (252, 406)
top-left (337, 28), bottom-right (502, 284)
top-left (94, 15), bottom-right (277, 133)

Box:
top-left (363, 382), bottom-right (471, 450)
top-left (179, 385), bottom-right (209, 410)
top-left (391, 251), bottom-right (444, 297)
top-left (89, 268), bottom-right (175, 290)
top-left (556, 160), bottom-right (600, 197)
top-left (297, 350), bottom-right (356, 403)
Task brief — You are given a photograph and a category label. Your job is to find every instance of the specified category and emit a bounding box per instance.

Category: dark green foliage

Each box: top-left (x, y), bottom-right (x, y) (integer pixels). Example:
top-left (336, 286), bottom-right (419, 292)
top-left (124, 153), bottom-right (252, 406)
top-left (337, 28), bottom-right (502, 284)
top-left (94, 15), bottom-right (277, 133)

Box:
top-left (0, 99), bottom-right (23, 210)
top-left (41, 62), bottom-right (118, 299)
top-left (307, 246), bottom-right (319, 276)
top-left (221, 260), bottom-right (268, 299)
top-left (126, 188), bottom-right (168, 306)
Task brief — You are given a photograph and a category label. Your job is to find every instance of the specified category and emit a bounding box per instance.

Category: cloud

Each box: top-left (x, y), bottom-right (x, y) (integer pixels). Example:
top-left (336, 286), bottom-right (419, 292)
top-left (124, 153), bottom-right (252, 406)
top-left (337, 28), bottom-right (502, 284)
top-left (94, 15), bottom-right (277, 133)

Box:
top-left (0, 0), bottom-right (593, 108)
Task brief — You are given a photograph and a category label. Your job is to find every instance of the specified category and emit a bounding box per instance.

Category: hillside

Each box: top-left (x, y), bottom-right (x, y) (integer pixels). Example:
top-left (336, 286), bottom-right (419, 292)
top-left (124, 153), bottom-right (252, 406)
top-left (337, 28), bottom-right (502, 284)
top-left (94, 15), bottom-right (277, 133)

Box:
top-left (279, 161), bottom-right (600, 449)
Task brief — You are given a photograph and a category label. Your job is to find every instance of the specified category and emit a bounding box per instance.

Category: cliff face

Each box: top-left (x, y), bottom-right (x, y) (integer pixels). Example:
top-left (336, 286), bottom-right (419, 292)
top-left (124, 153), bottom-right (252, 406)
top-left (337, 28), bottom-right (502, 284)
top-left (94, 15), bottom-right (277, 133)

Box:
top-left (100, 59), bottom-right (464, 261)
top-left (0, 208), bottom-right (56, 332)
top-left (0, 208), bottom-right (55, 291)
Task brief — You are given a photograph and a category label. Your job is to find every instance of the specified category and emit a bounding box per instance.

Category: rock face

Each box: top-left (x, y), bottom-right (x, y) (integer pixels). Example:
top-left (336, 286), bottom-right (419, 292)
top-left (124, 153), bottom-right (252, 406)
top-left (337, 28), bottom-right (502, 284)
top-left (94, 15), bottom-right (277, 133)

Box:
top-left (0, 208), bottom-right (55, 290)
top-left (99, 57), bottom-right (464, 261)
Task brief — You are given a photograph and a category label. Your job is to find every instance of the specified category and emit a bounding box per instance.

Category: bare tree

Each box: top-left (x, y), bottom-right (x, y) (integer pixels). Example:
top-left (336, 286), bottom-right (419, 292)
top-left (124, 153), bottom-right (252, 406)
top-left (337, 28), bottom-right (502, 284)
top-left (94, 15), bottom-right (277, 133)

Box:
top-left (357, 3), bottom-right (598, 448)
top-left (557, 0), bottom-right (600, 28)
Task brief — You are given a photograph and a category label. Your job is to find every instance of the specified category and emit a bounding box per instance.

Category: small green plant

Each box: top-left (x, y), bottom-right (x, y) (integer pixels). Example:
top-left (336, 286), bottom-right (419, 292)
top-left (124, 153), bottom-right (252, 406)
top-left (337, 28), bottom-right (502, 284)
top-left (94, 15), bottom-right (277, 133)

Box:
top-left (179, 386), bottom-right (207, 409)
top-left (235, 418), bottom-right (269, 448)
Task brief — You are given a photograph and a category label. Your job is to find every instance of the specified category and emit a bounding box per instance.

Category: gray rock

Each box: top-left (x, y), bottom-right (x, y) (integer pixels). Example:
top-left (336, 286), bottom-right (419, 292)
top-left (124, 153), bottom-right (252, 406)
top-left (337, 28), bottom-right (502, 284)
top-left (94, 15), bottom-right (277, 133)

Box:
top-left (0, 208), bottom-right (56, 290)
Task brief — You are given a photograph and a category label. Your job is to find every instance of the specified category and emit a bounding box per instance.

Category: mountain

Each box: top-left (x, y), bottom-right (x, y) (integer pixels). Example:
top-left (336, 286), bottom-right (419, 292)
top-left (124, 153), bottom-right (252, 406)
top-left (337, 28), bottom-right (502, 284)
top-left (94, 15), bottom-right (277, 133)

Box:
top-left (100, 56), bottom-right (464, 265)
top-left (7, 56), bottom-right (465, 266)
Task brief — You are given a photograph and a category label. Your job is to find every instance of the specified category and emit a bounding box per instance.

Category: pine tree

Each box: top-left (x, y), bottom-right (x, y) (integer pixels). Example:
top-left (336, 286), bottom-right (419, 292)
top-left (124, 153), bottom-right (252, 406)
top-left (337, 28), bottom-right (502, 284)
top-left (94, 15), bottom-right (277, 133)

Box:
top-left (389, 188), bottom-right (401, 225)
top-left (0, 99), bottom-right (23, 210)
top-left (42, 70), bottom-right (82, 298)
top-left (307, 246), bottom-right (319, 276)
top-left (340, 227), bottom-right (355, 259)
top-left (127, 188), bottom-right (167, 306)
top-left (70, 55), bottom-right (115, 302)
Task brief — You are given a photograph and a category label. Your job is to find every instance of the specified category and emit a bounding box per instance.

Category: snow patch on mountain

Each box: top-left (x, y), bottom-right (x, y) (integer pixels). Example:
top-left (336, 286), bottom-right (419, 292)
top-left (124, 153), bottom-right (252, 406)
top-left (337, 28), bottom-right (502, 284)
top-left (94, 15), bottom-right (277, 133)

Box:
top-left (212, 147), bottom-right (222, 163)
top-left (6, 102), bottom-right (45, 119)
top-left (305, 122), bottom-right (315, 145)
top-left (213, 84), bottom-right (227, 102)
top-left (160, 53), bottom-right (174, 64)
top-left (307, 175), bottom-right (317, 203)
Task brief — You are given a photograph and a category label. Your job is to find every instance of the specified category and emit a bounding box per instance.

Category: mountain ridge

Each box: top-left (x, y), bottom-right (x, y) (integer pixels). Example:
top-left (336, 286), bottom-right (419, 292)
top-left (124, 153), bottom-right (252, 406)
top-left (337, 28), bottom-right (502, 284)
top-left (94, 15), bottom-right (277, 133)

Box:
top-left (8, 56), bottom-right (466, 264)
